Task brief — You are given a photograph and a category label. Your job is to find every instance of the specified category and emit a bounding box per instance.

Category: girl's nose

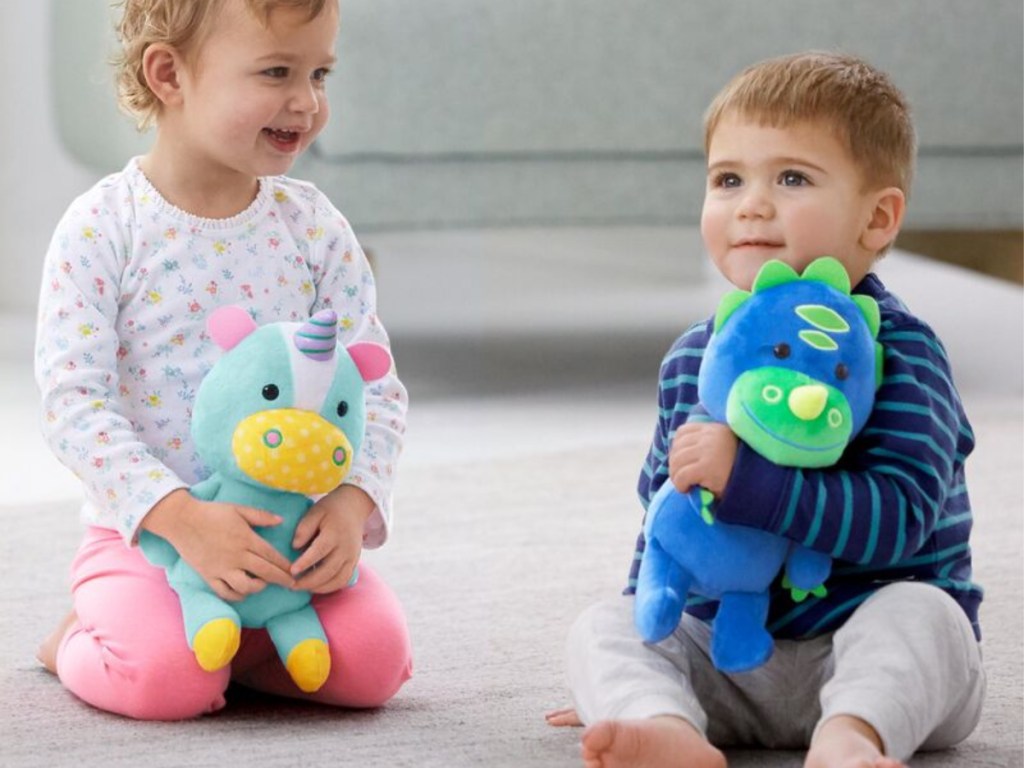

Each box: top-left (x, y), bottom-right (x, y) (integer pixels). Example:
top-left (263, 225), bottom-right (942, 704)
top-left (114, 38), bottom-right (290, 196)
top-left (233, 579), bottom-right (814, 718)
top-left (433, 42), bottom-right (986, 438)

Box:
top-left (289, 81), bottom-right (321, 114)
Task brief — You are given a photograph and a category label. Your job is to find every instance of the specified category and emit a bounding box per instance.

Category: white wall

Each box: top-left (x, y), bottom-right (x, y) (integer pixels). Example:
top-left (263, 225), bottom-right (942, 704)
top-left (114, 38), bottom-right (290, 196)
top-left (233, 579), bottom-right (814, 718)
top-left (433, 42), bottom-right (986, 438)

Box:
top-left (0, 3), bottom-right (103, 314)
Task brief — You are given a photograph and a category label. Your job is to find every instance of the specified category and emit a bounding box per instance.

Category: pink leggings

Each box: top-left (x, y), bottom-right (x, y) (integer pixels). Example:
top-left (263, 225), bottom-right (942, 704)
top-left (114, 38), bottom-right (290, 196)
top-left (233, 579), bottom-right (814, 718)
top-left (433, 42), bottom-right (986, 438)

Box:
top-left (57, 526), bottom-right (413, 720)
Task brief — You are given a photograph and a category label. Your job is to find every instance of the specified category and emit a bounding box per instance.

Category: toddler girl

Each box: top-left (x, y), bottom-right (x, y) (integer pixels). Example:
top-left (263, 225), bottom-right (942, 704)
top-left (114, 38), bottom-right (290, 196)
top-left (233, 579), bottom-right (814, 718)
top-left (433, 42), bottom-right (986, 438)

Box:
top-left (34, 0), bottom-right (411, 720)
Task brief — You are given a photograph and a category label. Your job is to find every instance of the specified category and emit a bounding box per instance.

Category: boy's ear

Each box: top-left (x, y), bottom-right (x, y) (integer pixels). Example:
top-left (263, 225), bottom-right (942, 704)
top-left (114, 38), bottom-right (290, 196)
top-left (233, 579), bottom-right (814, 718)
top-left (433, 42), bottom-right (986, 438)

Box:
top-left (142, 43), bottom-right (185, 107)
top-left (859, 186), bottom-right (906, 253)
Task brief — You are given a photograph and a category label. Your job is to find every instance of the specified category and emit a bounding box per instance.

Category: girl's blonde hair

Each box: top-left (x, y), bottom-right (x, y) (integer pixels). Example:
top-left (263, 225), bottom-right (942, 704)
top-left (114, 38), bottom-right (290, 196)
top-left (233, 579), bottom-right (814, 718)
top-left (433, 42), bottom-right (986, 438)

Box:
top-left (113, 0), bottom-right (332, 129)
top-left (703, 51), bottom-right (916, 196)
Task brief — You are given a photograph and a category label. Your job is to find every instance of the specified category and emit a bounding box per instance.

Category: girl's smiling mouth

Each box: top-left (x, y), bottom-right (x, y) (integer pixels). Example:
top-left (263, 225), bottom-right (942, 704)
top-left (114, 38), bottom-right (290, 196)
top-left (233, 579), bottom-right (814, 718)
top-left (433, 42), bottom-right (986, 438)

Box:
top-left (263, 128), bottom-right (301, 152)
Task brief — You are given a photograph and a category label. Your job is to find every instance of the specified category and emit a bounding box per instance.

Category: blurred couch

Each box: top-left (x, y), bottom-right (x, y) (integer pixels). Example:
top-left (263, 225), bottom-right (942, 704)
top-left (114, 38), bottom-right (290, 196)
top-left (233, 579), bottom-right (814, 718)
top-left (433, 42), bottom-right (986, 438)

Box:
top-left (53, 0), bottom-right (1022, 234)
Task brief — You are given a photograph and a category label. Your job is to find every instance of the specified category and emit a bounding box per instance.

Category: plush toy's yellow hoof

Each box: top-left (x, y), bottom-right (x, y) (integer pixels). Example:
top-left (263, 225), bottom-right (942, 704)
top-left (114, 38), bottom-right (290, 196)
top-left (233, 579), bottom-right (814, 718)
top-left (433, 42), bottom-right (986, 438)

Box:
top-left (192, 618), bottom-right (241, 672)
top-left (285, 639), bottom-right (331, 692)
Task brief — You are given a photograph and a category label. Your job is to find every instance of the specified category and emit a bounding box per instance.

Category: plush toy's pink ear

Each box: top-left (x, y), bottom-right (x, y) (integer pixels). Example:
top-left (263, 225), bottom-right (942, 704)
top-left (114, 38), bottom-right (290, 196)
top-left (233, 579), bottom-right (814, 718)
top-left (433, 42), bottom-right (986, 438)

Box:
top-left (208, 305), bottom-right (258, 350)
top-left (348, 343), bottom-right (392, 382)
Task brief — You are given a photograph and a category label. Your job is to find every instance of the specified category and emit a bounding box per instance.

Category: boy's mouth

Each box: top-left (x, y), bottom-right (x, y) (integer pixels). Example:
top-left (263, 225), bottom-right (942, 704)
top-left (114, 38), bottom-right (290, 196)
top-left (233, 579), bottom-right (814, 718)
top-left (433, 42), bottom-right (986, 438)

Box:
top-left (263, 128), bottom-right (301, 152)
top-left (734, 239), bottom-right (784, 249)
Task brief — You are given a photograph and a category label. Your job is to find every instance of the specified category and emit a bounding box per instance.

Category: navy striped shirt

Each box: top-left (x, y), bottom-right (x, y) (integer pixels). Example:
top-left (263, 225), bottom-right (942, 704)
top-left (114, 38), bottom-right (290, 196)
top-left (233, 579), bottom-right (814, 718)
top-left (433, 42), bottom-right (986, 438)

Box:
top-left (627, 274), bottom-right (982, 640)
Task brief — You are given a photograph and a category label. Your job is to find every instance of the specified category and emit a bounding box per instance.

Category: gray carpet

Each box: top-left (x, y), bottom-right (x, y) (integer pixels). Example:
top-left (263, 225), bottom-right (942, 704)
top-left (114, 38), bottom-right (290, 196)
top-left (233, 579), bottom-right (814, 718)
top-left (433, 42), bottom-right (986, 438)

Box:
top-left (2, 397), bottom-right (1021, 767)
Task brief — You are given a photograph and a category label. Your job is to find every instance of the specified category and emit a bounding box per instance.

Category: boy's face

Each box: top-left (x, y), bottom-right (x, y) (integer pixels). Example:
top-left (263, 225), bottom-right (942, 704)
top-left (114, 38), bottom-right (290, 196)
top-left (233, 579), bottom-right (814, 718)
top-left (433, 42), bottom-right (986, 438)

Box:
top-left (700, 115), bottom-right (880, 291)
top-left (174, 0), bottom-right (339, 180)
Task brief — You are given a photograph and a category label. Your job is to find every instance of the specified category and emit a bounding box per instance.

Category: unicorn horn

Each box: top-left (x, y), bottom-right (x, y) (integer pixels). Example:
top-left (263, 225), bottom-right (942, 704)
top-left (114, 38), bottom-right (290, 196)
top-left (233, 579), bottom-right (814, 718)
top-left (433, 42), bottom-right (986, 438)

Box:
top-left (294, 309), bottom-right (338, 360)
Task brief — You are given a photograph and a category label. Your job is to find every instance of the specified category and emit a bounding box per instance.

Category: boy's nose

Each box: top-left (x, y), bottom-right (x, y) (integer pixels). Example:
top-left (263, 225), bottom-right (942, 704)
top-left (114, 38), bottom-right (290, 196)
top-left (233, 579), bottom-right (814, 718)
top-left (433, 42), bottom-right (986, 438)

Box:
top-left (736, 185), bottom-right (774, 219)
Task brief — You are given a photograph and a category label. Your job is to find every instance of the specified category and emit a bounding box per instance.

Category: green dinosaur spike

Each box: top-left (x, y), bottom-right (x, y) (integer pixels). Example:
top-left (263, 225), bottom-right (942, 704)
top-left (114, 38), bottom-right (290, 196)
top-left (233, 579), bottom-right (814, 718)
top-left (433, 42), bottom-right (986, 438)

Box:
top-left (801, 257), bottom-right (851, 294)
top-left (752, 260), bottom-right (800, 293)
top-left (852, 295), bottom-right (881, 339)
top-left (874, 341), bottom-right (885, 390)
top-left (713, 289), bottom-right (751, 333)
top-left (795, 304), bottom-right (850, 333)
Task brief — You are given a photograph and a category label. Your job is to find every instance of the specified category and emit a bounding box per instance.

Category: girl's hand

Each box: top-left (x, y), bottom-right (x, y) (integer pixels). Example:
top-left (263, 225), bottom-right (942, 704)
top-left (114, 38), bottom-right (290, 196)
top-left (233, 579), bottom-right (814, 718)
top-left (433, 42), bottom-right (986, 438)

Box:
top-left (290, 485), bottom-right (374, 594)
top-left (142, 489), bottom-right (295, 602)
top-left (668, 422), bottom-right (738, 498)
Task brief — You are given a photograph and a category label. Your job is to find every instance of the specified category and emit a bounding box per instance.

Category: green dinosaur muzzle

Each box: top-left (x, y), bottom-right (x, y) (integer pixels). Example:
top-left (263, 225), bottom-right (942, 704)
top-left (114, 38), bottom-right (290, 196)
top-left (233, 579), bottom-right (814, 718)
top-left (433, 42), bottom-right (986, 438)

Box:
top-left (231, 409), bottom-right (353, 494)
top-left (725, 368), bottom-right (853, 468)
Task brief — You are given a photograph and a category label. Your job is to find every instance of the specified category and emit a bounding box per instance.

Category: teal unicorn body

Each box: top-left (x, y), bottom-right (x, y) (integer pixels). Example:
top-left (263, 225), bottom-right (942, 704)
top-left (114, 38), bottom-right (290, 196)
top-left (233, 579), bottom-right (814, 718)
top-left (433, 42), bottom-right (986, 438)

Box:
top-left (141, 306), bottom-right (391, 692)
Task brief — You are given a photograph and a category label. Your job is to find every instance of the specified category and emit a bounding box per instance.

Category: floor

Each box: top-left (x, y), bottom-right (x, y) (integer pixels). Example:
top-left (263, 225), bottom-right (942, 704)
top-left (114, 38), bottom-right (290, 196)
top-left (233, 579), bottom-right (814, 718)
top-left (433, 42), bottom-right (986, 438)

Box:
top-left (2, 227), bottom-right (1021, 508)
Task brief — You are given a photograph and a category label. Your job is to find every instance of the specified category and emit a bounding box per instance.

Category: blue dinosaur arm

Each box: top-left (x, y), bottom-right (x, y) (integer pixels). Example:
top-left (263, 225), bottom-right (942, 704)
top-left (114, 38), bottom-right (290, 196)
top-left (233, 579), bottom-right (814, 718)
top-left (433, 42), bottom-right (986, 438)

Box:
top-left (785, 546), bottom-right (831, 589)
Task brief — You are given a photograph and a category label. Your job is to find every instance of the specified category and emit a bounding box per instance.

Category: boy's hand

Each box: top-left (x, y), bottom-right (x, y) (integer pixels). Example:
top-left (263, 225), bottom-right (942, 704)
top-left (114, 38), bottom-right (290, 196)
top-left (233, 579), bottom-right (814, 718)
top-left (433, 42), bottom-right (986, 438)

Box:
top-left (668, 422), bottom-right (738, 498)
top-left (142, 489), bottom-right (295, 602)
top-left (290, 485), bottom-right (373, 594)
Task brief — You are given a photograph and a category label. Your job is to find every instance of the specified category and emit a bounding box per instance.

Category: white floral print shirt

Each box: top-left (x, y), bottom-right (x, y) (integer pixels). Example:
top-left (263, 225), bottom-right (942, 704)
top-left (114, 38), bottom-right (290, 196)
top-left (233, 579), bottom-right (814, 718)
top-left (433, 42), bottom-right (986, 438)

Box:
top-left (35, 158), bottom-right (406, 548)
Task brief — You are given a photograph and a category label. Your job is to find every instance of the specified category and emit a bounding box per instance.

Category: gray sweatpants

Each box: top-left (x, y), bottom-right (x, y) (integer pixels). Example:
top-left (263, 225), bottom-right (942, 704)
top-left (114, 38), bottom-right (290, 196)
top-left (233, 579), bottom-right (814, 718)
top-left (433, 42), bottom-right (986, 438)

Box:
top-left (567, 582), bottom-right (985, 761)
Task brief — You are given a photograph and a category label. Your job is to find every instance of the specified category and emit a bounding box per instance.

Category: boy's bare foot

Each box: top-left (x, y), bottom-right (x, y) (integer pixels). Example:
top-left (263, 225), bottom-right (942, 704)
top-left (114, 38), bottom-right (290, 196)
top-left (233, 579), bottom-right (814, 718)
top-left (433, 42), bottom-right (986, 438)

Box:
top-left (581, 716), bottom-right (726, 768)
top-left (805, 715), bottom-right (906, 768)
top-left (36, 610), bottom-right (77, 674)
top-left (546, 707), bottom-right (584, 727)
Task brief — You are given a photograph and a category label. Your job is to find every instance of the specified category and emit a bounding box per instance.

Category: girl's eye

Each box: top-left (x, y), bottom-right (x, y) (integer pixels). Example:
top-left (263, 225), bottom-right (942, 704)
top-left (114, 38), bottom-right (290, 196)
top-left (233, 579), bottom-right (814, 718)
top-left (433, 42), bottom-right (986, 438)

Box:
top-left (712, 172), bottom-right (742, 189)
top-left (264, 67), bottom-right (289, 78)
top-left (779, 170), bottom-right (809, 187)
top-left (312, 68), bottom-right (332, 83)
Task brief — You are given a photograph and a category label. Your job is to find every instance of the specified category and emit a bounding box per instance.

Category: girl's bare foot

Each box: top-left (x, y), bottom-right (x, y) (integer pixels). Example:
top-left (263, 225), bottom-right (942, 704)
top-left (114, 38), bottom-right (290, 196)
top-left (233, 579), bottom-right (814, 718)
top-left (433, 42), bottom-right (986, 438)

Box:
top-left (581, 716), bottom-right (726, 768)
top-left (546, 706), bottom-right (584, 727)
top-left (36, 610), bottom-right (77, 674)
top-left (805, 715), bottom-right (906, 768)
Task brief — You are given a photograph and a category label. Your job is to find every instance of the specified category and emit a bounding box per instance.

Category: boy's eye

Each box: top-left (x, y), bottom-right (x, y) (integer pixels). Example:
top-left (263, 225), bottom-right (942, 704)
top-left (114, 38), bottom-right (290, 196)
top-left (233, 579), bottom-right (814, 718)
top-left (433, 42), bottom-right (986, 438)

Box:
top-left (779, 170), bottom-right (809, 187)
top-left (312, 68), bottom-right (332, 83)
top-left (712, 172), bottom-right (742, 189)
top-left (263, 66), bottom-right (289, 78)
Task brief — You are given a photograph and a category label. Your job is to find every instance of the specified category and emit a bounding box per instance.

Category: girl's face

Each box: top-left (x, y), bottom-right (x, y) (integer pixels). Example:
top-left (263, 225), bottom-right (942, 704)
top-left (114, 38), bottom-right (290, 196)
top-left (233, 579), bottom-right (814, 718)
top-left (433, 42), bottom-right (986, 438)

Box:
top-left (171, 0), bottom-right (338, 183)
top-left (700, 115), bottom-right (880, 291)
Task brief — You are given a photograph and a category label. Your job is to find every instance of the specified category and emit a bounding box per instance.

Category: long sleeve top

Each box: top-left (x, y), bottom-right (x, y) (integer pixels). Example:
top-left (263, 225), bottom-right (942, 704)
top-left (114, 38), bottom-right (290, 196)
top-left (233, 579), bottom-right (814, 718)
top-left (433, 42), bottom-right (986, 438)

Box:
top-left (627, 273), bottom-right (982, 640)
top-left (35, 158), bottom-right (407, 548)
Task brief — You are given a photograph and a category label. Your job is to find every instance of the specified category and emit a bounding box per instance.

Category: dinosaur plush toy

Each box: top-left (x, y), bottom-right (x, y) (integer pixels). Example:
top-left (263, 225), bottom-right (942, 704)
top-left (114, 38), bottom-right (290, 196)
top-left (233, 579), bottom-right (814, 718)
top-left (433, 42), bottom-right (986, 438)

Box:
top-left (140, 306), bottom-right (391, 692)
top-left (634, 257), bottom-right (882, 673)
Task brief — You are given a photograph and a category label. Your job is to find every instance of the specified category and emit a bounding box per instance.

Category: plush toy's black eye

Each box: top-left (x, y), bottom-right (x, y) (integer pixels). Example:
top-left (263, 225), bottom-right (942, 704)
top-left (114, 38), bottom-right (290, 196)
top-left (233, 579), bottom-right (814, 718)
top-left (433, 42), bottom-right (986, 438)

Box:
top-left (262, 384), bottom-right (280, 400)
top-left (835, 363), bottom-right (849, 381)
top-left (336, 401), bottom-right (349, 417)
top-left (773, 343), bottom-right (791, 359)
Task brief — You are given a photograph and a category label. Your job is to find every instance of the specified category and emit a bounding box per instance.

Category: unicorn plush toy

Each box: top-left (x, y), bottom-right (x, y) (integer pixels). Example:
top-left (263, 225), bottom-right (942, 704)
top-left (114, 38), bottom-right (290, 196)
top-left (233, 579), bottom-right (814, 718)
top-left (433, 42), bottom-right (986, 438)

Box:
top-left (634, 257), bottom-right (883, 673)
top-left (140, 306), bottom-right (391, 692)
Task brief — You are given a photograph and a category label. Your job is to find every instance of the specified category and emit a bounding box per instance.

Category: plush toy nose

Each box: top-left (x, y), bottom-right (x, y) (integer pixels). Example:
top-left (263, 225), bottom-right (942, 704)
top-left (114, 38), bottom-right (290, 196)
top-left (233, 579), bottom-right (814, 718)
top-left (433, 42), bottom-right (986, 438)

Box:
top-left (232, 409), bottom-right (354, 494)
top-left (788, 384), bottom-right (828, 421)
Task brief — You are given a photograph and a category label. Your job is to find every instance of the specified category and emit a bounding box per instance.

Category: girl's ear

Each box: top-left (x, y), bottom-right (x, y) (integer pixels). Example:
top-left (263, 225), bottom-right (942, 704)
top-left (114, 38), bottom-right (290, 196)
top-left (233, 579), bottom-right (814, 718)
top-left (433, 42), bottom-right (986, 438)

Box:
top-left (142, 43), bottom-right (185, 107)
top-left (859, 186), bottom-right (906, 254)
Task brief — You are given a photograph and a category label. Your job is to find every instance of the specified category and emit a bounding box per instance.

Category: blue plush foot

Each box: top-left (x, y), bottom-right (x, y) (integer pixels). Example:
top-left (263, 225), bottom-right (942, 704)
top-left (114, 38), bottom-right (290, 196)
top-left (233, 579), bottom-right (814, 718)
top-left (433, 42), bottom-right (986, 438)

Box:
top-left (635, 587), bottom-right (685, 644)
top-left (634, 539), bottom-right (691, 643)
top-left (711, 592), bottom-right (773, 673)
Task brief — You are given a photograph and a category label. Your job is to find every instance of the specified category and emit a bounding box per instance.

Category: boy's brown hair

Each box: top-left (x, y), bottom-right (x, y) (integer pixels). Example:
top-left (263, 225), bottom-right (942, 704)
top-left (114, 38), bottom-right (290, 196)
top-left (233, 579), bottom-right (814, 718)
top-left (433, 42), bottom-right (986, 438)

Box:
top-left (703, 51), bottom-right (916, 197)
top-left (113, 0), bottom-right (333, 129)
